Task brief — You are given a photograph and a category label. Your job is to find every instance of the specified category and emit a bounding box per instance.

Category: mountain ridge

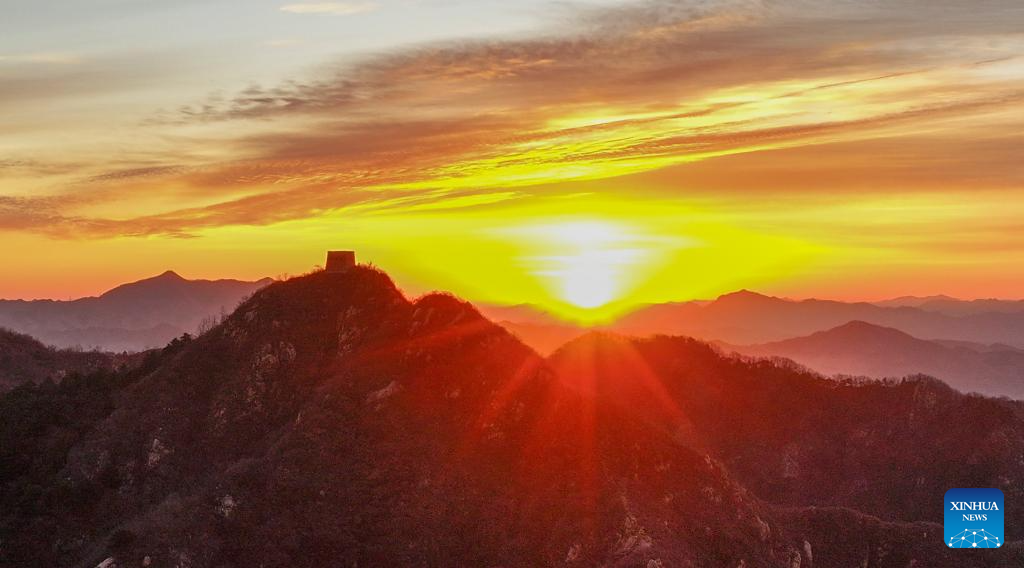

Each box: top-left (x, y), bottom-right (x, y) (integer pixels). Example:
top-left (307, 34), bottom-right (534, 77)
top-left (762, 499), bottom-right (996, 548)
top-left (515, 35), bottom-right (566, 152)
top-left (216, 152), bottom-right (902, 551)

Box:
top-left (2, 266), bottom-right (1022, 566)
top-left (723, 320), bottom-right (1024, 398)
top-left (614, 289), bottom-right (1024, 346)
top-left (0, 272), bottom-right (272, 352)
top-left (493, 290), bottom-right (1024, 366)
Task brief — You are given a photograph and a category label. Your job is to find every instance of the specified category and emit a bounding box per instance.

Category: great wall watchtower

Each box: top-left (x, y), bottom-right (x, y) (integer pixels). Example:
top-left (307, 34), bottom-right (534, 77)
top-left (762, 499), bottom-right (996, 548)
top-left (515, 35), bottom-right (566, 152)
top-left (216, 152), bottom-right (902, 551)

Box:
top-left (325, 250), bottom-right (356, 273)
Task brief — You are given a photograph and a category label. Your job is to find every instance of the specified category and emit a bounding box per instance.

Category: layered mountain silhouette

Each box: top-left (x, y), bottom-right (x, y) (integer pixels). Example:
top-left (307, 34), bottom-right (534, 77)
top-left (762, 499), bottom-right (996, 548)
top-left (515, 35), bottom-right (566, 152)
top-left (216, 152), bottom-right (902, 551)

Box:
top-left (876, 295), bottom-right (1024, 316)
top-left (722, 321), bottom-right (1024, 398)
top-left (0, 271), bottom-right (271, 352)
top-left (495, 291), bottom-right (1024, 395)
top-left (2, 266), bottom-right (1022, 567)
top-left (614, 290), bottom-right (1024, 346)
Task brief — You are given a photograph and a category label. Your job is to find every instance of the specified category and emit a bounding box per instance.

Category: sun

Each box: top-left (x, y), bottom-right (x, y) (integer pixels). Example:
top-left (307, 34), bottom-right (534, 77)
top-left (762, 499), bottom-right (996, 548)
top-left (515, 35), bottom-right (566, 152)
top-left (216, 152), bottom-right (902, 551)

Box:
top-left (520, 220), bottom-right (647, 319)
top-left (541, 249), bottom-right (636, 309)
top-left (554, 252), bottom-right (617, 309)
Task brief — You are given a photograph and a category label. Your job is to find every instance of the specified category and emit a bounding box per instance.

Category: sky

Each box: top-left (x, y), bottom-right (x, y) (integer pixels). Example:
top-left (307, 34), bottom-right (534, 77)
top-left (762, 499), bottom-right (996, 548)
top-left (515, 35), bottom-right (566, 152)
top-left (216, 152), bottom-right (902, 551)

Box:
top-left (2, 0), bottom-right (1023, 322)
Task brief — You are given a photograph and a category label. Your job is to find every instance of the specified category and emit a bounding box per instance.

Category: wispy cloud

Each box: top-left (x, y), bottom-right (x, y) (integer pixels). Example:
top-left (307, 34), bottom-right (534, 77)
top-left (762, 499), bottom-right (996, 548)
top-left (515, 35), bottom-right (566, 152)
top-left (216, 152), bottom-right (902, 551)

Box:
top-left (279, 2), bottom-right (377, 16)
top-left (265, 39), bottom-right (304, 48)
top-left (0, 52), bottom-right (82, 65)
top-left (6, 0), bottom-right (1024, 241)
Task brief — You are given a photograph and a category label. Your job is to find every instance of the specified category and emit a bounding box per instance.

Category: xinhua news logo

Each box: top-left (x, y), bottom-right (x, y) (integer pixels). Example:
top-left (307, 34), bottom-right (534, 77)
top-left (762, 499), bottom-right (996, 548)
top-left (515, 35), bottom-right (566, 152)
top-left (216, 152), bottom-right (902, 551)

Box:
top-left (945, 488), bottom-right (1004, 549)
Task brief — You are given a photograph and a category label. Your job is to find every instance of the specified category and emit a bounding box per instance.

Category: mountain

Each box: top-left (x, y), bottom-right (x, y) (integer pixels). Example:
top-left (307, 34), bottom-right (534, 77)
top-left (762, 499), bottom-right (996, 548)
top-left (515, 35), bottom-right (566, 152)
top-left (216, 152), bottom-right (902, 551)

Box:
top-left (0, 271), bottom-right (272, 352)
top-left (1, 267), bottom-right (1022, 567)
top-left (875, 295), bottom-right (1024, 315)
top-left (873, 294), bottom-right (961, 308)
top-left (722, 321), bottom-right (1024, 398)
top-left (549, 333), bottom-right (1024, 542)
top-left (613, 290), bottom-right (1024, 347)
top-left (470, 292), bottom-right (1024, 355)
top-left (0, 328), bottom-right (127, 392)
top-left (933, 339), bottom-right (1024, 353)
top-left (916, 298), bottom-right (1024, 316)
top-left (1, 268), bottom-right (798, 566)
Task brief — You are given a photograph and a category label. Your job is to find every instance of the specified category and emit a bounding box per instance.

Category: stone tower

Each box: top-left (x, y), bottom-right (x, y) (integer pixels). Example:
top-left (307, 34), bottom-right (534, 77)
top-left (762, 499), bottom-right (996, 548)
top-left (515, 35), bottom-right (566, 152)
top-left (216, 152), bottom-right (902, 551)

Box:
top-left (325, 250), bottom-right (356, 273)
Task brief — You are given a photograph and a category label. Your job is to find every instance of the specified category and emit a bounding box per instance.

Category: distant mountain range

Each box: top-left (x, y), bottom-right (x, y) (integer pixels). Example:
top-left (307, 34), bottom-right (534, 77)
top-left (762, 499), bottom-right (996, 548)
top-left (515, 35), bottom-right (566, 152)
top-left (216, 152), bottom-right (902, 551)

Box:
top-left (5, 271), bottom-right (1023, 399)
top-left (3, 266), bottom-right (1021, 566)
top-left (875, 295), bottom-right (1024, 315)
top-left (0, 271), bottom-right (271, 352)
top-left (614, 289), bottom-right (1024, 346)
top-left (720, 320), bottom-right (1024, 399)
top-left (488, 291), bottom-right (1024, 398)
top-left (487, 292), bottom-right (1024, 349)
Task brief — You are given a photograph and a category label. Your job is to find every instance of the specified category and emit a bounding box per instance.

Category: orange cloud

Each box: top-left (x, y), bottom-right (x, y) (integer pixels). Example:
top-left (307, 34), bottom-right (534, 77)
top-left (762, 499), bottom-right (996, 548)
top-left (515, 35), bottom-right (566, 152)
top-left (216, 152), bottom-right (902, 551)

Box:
top-left (3, 0), bottom-right (1022, 243)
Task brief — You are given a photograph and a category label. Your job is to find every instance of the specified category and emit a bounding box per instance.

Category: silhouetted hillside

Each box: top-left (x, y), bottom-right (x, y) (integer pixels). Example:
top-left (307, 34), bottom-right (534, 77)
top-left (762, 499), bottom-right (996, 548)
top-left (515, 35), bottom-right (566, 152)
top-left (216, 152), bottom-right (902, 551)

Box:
top-left (2, 270), bottom-right (1022, 567)
top-left (0, 328), bottom-right (123, 392)
top-left (0, 268), bottom-right (799, 567)
top-left (0, 272), bottom-right (271, 351)
top-left (724, 320), bottom-right (1024, 398)
top-left (551, 333), bottom-right (1024, 540)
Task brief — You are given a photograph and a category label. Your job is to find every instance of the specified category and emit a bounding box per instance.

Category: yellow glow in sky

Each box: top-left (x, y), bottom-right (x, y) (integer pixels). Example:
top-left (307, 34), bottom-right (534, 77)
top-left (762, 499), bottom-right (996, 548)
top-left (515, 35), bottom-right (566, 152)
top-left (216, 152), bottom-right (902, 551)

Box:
top-left (215, 192), bottom-right (824, 324)
top-left (1, 1), bottom-right (1023, 313)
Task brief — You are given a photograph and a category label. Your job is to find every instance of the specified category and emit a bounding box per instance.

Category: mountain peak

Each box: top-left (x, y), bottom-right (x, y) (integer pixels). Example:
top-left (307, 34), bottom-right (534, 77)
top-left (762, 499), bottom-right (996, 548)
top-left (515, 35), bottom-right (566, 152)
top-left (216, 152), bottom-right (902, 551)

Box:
top-left (715, 289), bottom-right (776, 303)
top-left (99, 271), bottom-right (191, 299)
top-left (827, 319), bottom-right (913, 337)
top-left (834, 319), bottom-right (891, 330)
top-left (155, 270), bottom-right (185, 281)
top-left (744, 320), bottom-right (933, 361)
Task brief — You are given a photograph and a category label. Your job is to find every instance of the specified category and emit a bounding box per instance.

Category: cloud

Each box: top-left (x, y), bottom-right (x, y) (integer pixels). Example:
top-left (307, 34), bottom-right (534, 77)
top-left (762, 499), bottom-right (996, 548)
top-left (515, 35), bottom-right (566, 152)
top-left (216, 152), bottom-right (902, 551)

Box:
top-left (265, 39), bottom-right (304, 48)
top-left (0, 52), bottom-right (82, 65)
top-left (279, 2), bottom-right (377, 15)
top-left (6, 0), bottom-right (1024, 239)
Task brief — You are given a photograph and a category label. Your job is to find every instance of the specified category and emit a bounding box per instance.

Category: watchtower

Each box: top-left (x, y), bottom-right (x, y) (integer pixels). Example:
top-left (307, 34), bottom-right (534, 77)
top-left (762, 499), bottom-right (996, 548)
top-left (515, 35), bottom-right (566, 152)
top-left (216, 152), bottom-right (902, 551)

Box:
top-left (325, 250), bottom-right (356, 273)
